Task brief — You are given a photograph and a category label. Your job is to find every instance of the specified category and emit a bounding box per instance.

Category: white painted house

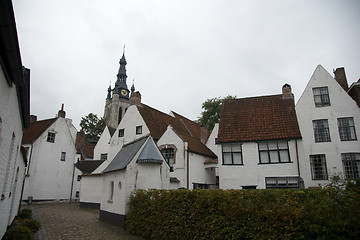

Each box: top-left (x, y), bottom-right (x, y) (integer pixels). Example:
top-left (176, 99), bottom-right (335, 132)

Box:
top-left (99, 135), bottom-right (169, 227)
top-left (296, 65), bottom-right (360, 188)
top-left (208, 85), bottom-right (303, 189)
top-left (22, 106), bottom-right (79, 201)
top-left (0, 0), bottom-right (30, 237)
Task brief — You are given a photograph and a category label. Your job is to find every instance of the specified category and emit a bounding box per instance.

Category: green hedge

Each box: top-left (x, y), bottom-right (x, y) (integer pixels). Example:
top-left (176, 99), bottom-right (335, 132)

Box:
top-left (126, 185), bottom-right (360, 239)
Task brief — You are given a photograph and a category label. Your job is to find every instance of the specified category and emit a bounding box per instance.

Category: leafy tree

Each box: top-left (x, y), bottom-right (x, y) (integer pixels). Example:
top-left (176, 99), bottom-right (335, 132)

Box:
top-left (79, 113), bottom-right (106, 142)
top-left (197, 95), bottom-right (236, 130)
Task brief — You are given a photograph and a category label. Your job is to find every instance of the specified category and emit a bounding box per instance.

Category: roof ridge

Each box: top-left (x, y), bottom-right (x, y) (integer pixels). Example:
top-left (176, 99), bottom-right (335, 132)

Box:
top-left (224, 94), bottom-right (282, 102)
top-left (123, 134), bottom-right (150, 147)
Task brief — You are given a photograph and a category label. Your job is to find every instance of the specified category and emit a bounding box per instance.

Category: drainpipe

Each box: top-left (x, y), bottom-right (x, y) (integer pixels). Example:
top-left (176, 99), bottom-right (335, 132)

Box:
top-left (19, 143), bottom-right (33, 210)
top-left (185, 142), bottom-right (190, 189)
top-left (70, 162), bottom-right (76, 201)
top-left (295, 140), bottom-right (301, 177)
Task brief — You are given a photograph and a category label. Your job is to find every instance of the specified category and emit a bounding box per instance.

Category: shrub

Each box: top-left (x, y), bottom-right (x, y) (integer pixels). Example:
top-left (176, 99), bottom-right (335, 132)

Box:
top-left (4, 225), bottom-right (33, 240)
top-left (18, 209), bottom-right (32, 219)
top-left (126, 187), bottom-right (360, 240)
top-left (21, 219), bottom-right (41, 233)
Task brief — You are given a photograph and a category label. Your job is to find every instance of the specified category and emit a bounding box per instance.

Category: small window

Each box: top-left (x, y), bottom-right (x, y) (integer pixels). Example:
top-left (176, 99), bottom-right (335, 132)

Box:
top-left (47, 132), bottom-right (55, 143)
top-left (75, 191), bottom-right (80, 198)
top-left (136, 126), bottom-right (142, 135)
top-left (100, 153), bottom-right (108, 160)
top-left (338, 117), bottom-right (357, 141)
top-left (313, 119), bottom-right (331, 142)
top-left (108, 181), bottom-right (114, 203)
top-left (310, 154), bottom-right (328, 180)
top-left (222, 143), bottom-right (243, 165)
top-left (77, 175), bottom-right (81, 181)
top-left (313, 87), bottom-right (330, 107)
top-left (118, 107), bottom-right (122, 124)
top-left (258, 141), bottom-right (290, 164)
top-left (342, 153), bottom-right (360, 179)
top-left (118, 129), bottom-right (124, 137)
top-left (60, 152), bottom-right (66, 161)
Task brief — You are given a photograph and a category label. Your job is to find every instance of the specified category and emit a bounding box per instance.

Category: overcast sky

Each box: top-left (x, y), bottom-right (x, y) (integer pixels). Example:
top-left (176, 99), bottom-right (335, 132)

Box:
top-left (13, 0), bottom-right (360, 130)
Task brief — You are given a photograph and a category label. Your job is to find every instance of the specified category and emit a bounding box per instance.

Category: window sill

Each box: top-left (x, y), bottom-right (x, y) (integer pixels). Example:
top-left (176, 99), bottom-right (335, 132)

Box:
top-left (258, 162), bottom-right (293, 165)
top-left (222, 164), bottom-right (244, 166)
top-left (340, 139), bottom-right (357, 142)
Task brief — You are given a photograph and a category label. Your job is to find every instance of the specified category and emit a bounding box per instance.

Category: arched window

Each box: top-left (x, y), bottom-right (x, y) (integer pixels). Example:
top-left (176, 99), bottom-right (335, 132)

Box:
top-left (108, 181), bottom-right (114, 203)
top-left (161, 148), bottom-right (174, 172)
top-left (118, 107), bottom-right (122, 124)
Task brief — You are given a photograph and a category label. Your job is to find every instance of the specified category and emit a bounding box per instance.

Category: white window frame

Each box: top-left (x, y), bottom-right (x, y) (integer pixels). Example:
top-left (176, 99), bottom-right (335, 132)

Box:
top-left (258, 140), bottom-right (290, 164)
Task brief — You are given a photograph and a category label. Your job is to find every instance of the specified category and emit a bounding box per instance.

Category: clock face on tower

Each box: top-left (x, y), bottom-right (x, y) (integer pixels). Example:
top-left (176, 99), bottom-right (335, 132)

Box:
top-left (121, 89), bottom-right (128, 96)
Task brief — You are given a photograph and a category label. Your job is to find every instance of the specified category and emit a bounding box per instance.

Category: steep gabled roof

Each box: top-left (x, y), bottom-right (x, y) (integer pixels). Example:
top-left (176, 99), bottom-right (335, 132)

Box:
top-left (137, 104), bottom-right (216, 158)
top-left (22, 118), bottom-right (57, 144)
top-left (75, 160), bottom-right (105, 174)
top-left (103, 136), bottom-right (148, 173)
top-left (217, 95), bottom-right (301, 143)
top-left (174, 130), bottom-right (217, 158)
top-left (137, 104), bottom-right (189, 140)
top-left (171, 111), bottom-right (207, 140)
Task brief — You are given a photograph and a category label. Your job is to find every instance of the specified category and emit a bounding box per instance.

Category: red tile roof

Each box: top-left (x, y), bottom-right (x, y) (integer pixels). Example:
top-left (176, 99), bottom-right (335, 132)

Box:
top-left (217, 95), bottom-right (302, 143)
top-left (137, 104), bottom-right (216, 158)
top-left (171, 111), bottom-right (209, 142)
top-left (22, 118), bottom-right (57, 144)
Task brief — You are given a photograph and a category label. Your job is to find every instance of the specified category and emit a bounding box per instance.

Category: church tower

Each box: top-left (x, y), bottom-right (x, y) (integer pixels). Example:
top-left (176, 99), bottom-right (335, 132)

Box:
top-left (104, 51), bottom-right (131, 129)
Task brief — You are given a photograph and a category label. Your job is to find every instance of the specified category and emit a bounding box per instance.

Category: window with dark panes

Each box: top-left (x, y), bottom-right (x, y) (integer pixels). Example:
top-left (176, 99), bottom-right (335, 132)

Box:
top-left (310, 154), bottom-right (328, 180)
top-left (313, 119), bottom-right (331, 142)
top-left (47, 132), bottom-right (55, 143)
top-left (222, 143), bottom-right (243, 165)
top-left (338, 117), bottom-right (357, 141)
top-left (342, 153), bottom-right (360, 179)
top-left (258, 141), bottom-right (290, 164)
top-left (313, 87), bottom-right (330, 107)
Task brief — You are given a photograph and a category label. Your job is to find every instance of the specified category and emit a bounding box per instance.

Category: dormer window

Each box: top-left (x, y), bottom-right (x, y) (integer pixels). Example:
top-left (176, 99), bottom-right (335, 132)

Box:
top-left (313, 87), bottom-right (330, 107)
top-left (136, 126), bottom-right (142, 135)
top-left (47, 132), bottom-right (55, 143)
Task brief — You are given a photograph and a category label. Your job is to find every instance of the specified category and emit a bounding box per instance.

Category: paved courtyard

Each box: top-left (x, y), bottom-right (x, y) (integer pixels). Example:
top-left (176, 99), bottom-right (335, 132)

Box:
top-left (24, 202), bottom-right (143, 240)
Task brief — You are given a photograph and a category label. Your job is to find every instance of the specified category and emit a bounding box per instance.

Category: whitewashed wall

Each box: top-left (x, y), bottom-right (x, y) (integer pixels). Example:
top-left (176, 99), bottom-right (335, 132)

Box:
top-left (296, 65), bottom-right (360, 188)
top-left (0, 67), bottom-right (27, 238)
top-left (108, 105), bottom-right (150, 162)
top-left (94, 126), bottom-right (111, 160)
top-left (100, 138), bottom-right (169, 216)
top-left (79, 174), bottom-right (104, 205)
top-left (22, 117), bottom-right (77, 200)
top-left (218, 140), bottom-right (300, 189)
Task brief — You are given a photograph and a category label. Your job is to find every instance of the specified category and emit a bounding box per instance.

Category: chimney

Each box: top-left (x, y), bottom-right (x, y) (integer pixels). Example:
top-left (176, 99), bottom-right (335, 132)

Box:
top-left (334, 67), bottom-right (349, 91)
top-left (130, 91), bottom-right (142, 105)
top-left (58, 104), bottom-right (66, 118)
top-left (200, 126), bottom-right (210, 144)
top-left (282, 84), bottom-right (293, 99)
top-left (30, 115), bottom-right (37, 123)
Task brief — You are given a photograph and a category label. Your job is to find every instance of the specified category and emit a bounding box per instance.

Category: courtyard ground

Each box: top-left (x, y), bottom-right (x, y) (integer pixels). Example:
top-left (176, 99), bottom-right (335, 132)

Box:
top-left (23, 202), bottom-right (143, 240)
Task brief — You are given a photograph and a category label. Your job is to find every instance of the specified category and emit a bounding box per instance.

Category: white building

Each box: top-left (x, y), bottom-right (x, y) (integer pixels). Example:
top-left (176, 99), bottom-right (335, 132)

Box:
top-left (22, 106), bottom-right (79, 201)
top-left (296, 65), bottom-right (360, 188)
top-left (0, 0), bottom-right (30, 237)
top-left (208, 84), bottom-right (303, 189)
top-left (99, 135), bottom-right (169, 227)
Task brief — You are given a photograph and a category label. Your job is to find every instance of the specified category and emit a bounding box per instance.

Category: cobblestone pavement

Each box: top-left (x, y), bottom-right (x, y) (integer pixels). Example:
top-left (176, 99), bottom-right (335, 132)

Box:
top-left (23, 202), bottom-right (144, 240)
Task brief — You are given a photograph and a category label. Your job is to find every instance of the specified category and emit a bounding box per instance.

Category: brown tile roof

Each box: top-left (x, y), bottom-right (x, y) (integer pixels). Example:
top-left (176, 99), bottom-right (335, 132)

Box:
top-left (75, 131), bottom-right (95, 160)
top-left (137, 104), bottom-right (216, 158)
top-left (22, 118), bottom-right (57, 144)
top-left (217, 95), bottom-right (302, 143)
top-left (171, 111), bottom-right (210, 142)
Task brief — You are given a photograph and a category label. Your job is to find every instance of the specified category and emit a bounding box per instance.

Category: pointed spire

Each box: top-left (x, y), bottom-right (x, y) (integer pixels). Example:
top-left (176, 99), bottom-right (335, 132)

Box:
top-left (131, 79), bottom-right (135, 93)
top-left (107, 85), bottom-right (112, 99)
top-left (116, 47), bottom-right (127, 84)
